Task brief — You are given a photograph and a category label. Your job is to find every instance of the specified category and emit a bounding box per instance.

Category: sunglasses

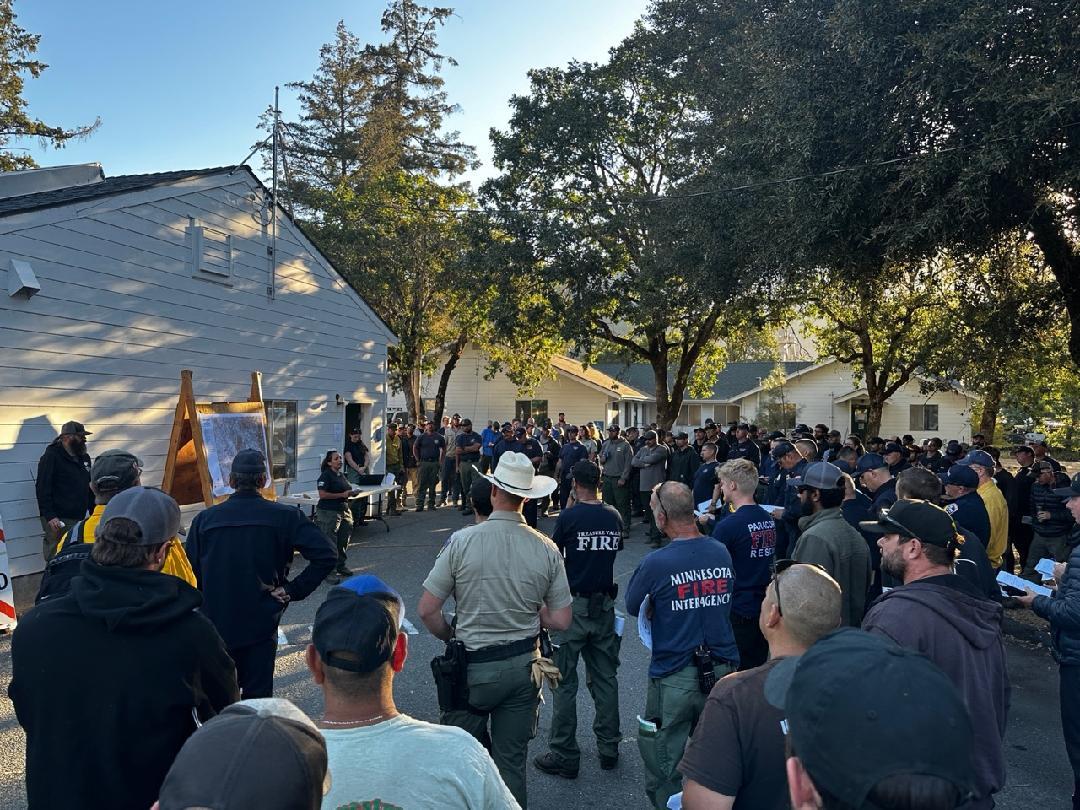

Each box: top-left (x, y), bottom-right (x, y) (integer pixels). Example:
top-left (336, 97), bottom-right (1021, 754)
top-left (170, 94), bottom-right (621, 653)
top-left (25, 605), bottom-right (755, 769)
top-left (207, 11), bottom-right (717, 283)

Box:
top-left (771, 559), bottom-right (827, 616)
top-left (651, 482), bottom-right (669, 522)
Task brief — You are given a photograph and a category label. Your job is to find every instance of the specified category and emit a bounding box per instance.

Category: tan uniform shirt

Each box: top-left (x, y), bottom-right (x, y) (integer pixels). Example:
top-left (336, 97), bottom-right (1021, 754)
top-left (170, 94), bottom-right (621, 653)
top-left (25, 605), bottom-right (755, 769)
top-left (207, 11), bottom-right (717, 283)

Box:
top-left (423, 511), bottom-right (573, 651)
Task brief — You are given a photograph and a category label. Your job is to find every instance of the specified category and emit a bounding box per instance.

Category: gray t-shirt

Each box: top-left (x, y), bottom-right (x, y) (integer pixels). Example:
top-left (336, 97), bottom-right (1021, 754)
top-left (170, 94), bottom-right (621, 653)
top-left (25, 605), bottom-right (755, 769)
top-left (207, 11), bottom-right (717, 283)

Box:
top-left (321, 714), bottom-right (520, 809)
top-left (423, 511), bottom-right (572, 650)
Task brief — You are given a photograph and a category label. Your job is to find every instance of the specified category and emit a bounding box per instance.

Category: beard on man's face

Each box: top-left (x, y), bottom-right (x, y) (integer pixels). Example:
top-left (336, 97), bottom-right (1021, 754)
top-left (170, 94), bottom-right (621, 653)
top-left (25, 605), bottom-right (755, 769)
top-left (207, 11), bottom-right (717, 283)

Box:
top-left (880, 546), bottom-right (907, 581)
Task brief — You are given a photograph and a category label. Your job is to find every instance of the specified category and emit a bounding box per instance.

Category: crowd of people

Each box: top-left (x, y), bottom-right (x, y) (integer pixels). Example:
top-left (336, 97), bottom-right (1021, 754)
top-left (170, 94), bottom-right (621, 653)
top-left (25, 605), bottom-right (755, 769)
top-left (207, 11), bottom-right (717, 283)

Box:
top-left (16, 415), bottom-right (1080, 808)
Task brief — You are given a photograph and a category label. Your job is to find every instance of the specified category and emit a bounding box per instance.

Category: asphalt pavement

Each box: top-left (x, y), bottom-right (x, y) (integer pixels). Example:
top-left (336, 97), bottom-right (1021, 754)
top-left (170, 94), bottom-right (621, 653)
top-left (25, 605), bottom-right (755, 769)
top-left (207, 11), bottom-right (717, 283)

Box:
top-left (0, 502), bottom-right (1075, 808)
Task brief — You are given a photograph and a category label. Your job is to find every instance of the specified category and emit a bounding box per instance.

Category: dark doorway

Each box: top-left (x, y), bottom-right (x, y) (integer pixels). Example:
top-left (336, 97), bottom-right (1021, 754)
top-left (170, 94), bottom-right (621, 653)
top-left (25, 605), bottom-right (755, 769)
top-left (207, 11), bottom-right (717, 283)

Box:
top-left (850, 402), bottom-right (869, 438)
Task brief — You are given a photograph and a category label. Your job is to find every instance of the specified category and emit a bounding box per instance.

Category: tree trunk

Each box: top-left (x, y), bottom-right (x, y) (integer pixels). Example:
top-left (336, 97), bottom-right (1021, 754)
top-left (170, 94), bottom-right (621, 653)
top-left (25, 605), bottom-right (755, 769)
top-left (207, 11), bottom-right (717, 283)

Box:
top-left (865, 397), bottom-right (885, 440)
top-left (978, 379), bottom-right (1004, 439)
top-left (403, 363), bottom-right (423, 423)
top-left (431, 332), bottom-right (469, 425)
top-left (1029, 205), bottom-right (1080, 366)
top-left (651, 357), bottom-right (676, 431)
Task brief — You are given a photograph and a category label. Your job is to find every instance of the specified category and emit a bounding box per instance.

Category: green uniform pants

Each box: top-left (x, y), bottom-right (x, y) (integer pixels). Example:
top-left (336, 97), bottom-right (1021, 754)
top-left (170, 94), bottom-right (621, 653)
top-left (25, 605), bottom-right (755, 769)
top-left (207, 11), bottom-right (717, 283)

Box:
top-left (601, 476), bottom-right (632, 534)
top-left (549, 595), bottom-right (621, 765)
top-left (459, 459), bottom-right (479, 507)
top-left (639, 660), bottom-right (736, 810)
top-left (314, 507), bottom-right (352, 569)
top-left (417, 460), bottom-right (440, 508)
top-left (1022, 531), bottom-right (1070, 582)
top-left (441, 650), bottom-right (540, 808)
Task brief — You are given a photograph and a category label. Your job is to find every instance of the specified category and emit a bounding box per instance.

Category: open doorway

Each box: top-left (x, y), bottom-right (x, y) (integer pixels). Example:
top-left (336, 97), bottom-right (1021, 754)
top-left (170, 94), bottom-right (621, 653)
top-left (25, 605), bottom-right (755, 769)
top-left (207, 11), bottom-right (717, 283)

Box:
top-left (345, 403), bottom-right (365, 448)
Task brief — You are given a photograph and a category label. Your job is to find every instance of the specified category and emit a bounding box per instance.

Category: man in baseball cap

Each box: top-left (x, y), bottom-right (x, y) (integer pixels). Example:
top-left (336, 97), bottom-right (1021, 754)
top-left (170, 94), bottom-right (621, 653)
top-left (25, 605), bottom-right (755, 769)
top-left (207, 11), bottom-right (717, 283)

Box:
top-left (860, 499), bottom-right (1008, 807)
top-left (956, 449), bottom-right (1009, 570)
top-left (314, 577), bottom-right (517, 807)
top-left (11, 486), bottom-right (240, 810)
top-left (155, 698), bottom-right (329, 810)
top-left (942, 464), bottom-right (991, 548)
top-left (35, 420), bottom-right (94, 562)
top-left (789, 462), bottom-right (871, 626)
top-left (766, 628), bottom-right (975, 809)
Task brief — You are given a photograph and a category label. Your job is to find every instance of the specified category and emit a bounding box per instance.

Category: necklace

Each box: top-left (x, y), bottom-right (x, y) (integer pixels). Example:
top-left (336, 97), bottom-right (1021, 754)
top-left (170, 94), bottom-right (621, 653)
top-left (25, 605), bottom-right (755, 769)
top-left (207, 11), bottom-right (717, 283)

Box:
top-left (319, 713), bottom-right (391, 727)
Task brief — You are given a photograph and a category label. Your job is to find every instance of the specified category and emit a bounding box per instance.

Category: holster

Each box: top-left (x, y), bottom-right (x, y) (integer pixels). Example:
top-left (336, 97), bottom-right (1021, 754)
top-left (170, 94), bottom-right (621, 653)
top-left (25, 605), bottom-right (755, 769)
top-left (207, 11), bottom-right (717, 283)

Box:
top-left (693, 645), bottom-right (717, 695)
top-left (539, 629), bottom-right (557, 659)
top-left (430, 639), bottom-right (471, 712)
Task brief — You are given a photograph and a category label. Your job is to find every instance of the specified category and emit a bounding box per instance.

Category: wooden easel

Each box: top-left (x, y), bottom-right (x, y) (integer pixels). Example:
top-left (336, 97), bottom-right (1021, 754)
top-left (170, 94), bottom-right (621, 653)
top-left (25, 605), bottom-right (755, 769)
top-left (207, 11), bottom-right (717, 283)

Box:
top-left (161, 369), bottom-right (276, 506)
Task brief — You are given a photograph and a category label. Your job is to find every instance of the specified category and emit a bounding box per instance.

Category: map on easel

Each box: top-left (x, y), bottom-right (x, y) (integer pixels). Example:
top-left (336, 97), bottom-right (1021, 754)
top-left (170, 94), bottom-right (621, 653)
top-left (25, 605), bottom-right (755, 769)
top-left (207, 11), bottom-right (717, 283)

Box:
top-left (162, 369), bottom-right (277, 507)
top-left (195, 403), bottom-right (273, 497)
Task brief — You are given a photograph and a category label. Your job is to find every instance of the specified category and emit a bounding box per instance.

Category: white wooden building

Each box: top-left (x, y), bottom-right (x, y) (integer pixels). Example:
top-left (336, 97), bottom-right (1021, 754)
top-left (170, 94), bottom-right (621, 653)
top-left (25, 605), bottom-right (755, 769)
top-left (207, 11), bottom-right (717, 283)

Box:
top-left (387, 347), bottom-right (648, 428)
top-left (0, 164), bottom-right (395, 575)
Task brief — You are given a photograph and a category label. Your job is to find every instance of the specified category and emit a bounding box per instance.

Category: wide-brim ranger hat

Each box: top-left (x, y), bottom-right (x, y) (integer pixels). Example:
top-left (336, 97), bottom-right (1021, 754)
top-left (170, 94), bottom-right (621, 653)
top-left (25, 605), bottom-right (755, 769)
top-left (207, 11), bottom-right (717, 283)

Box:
top-left (478, 451), bottom-right (558, 499)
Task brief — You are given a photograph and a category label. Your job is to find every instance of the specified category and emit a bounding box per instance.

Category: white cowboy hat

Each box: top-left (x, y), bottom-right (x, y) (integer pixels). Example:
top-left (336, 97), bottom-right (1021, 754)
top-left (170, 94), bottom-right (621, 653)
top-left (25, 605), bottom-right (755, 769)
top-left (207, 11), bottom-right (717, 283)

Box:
top-left (479, 452), bottom-right (558, 499)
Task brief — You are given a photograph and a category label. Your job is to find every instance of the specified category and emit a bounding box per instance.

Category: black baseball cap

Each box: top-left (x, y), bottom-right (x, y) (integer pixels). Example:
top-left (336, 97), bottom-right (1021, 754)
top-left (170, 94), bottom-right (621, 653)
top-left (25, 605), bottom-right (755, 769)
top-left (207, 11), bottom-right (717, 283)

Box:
top-left (313, 576), bottom-right (403, 674)
top-left (853, 452), bottom-right (888, 476)
top-left (348, 426), bottom-right (362, 434)
top-left (859, 499), bottom-right (960, 547)
top-left (157, 698), bottom-right (329, 810)
top-left (60, 420), bottom-right (91, 436)
top-left (1053, 472), bottom-right (1080, 501)
top-left (232, 448), bottom-right (268, 475)
top-left (945, 464), bottom-right (979, 488)
top-left (770, 440), bottom-right (797, 460)
top-left (675, 431), bottom-right (689, 440)
top-left (766, 430), bottom-right (786, 441)
top-left (765, 628), bottom-right (975, 808)
top-left (90, 449), bottom-right (142, 492)
top-left (883, 441), bottom-right (905, 456)
top-left (571, 460), bottom-right (600, 489)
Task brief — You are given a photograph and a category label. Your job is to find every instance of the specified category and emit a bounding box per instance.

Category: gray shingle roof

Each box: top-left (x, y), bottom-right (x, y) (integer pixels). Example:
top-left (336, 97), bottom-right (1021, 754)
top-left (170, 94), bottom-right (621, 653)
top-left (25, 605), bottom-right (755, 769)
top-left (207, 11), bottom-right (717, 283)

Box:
top-left (0, 166), bottom-right (240, 217)
top-left (592, 361), bottom-right (812, 402)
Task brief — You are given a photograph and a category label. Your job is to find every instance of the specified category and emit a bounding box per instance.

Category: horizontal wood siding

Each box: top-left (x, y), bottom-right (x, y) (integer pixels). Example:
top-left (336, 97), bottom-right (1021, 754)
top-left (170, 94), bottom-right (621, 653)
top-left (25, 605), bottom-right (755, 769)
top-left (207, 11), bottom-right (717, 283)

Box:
top-left (0, 173), bottom-right (389, 575)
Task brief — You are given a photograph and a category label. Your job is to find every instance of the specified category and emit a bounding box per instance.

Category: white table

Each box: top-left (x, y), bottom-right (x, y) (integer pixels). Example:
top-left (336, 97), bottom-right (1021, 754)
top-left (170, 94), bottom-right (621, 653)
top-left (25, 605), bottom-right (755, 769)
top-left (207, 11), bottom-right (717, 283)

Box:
top-left (279, 484), bottom-right (399, 533)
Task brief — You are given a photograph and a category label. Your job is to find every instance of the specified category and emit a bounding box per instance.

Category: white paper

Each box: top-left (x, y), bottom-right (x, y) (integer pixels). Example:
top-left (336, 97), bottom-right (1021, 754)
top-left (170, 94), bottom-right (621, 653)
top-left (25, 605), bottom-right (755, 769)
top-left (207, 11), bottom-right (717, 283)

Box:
top-left (697, 500), bottom-right (713, 514)
top-left (667, 792), bottom-right (683, 810)
top-left (760, 504), bottom-right (785, 515)
top-left (996, 570), bottom-right (1053, 597)
top-left (277, 627), bottom-right (289, 646)
top-left (637, 597), bottom-right (653, 650)
top-left (382, 472), bottom-right (397, 487)
top-left (1036, 558), bottom-right (1057, 580)
top-left (614, 614), bottom-right (626, 637)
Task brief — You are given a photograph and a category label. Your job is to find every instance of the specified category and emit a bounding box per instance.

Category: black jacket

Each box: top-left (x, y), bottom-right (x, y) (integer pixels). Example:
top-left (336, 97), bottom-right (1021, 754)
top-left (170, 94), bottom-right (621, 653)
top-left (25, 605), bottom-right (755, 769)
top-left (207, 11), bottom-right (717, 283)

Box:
top-left (9, 562), bottom-right (238, 810)
top-left (863, 576), bottom-right (1009, 805)
top-left (666, 445), bottom-right (701, 486)
top-left (1034, 528), bottom-right (1080, 665)
top-left (1030, 482), bottom-right (1074, 537)
top-left (34, 440), bottom-right (92, 522)
top-left (185, 491), bottom-right (336, 648)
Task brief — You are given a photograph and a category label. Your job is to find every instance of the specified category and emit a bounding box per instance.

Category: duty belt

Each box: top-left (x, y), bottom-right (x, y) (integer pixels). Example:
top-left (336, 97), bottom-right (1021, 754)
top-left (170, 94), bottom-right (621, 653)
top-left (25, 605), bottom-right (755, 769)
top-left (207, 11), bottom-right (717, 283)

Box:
top-left (465, 635), bottom-right (539, 663)
top-left (571, 586), bottom-right (617, 599)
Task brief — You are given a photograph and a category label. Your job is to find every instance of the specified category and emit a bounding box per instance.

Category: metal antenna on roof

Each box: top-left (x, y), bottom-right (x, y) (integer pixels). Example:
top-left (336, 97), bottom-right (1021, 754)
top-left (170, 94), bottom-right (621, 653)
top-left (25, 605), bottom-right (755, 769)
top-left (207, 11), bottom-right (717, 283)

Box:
top-left (268, 86), bottom-right (279, 300)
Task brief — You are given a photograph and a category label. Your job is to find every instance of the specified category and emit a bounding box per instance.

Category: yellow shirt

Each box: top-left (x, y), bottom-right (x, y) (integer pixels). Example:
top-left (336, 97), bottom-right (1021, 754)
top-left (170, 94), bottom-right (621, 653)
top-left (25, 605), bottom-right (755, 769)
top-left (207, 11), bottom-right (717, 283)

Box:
top-left (978, 480), bottom-right (1009, 569)
top-left (56, 504), bottom-right (197, 588)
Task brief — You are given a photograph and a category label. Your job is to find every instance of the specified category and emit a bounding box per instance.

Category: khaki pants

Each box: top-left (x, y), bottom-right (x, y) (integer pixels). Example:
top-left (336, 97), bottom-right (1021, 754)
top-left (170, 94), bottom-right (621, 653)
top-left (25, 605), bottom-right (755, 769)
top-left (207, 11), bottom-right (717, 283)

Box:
top-left (40, 515), bottom-right (84, 562)
top-left (549, 595), bottom-right (621, 765)
top-left (639, 660), bottom-right (735, 809)
top-left (442, 650), bottom-right (540, 808)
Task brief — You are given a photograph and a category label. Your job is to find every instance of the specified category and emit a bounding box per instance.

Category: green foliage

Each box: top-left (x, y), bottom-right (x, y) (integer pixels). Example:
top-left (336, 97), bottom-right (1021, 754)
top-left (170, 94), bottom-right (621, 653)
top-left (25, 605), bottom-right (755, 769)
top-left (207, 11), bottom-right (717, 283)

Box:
top-left (0, 0), bottom-right (98, 170)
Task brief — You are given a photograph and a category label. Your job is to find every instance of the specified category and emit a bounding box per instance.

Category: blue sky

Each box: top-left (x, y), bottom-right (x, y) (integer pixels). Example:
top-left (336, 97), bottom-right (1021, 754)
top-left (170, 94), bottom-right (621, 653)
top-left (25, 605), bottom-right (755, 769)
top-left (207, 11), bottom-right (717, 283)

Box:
top-left (15, 0), bottom-right (649, 187)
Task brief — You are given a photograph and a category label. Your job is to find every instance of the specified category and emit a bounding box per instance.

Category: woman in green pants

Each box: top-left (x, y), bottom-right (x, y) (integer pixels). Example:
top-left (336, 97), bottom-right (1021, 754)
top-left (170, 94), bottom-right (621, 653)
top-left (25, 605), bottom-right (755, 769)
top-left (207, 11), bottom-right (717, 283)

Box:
top-left (316, 450), bottom-right (356, 579)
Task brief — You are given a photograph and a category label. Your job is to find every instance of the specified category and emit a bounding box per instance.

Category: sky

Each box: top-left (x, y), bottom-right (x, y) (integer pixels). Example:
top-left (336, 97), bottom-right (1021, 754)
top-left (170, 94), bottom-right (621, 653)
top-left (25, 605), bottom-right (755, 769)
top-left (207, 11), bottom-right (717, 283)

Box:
top-left (15, 0), bottom-right (650, 188)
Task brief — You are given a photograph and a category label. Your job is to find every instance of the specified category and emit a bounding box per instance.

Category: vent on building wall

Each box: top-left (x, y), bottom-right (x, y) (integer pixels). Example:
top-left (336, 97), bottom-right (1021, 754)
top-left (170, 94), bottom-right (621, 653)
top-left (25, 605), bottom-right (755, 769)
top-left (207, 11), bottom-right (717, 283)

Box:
top-left (7, 258), bottom-right (40, 299)
top-left (187, 217), bottom-right (234, 285)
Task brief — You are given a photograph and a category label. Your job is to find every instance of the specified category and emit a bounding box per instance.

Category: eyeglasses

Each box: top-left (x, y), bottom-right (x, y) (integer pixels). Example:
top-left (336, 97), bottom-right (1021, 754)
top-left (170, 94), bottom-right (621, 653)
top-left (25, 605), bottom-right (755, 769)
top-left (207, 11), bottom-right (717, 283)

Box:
top-left (771, 559), bottom-right (826, 616)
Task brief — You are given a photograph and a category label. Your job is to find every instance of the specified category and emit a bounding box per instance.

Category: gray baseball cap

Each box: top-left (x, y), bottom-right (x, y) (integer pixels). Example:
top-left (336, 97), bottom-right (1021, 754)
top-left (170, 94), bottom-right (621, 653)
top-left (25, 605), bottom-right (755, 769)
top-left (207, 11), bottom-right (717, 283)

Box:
top-left (95, 486), bottom-right (181, 545)
top-left (90, 449), bottom-right (142, 492)
top-left (789, 461), bottom-right (844, 490)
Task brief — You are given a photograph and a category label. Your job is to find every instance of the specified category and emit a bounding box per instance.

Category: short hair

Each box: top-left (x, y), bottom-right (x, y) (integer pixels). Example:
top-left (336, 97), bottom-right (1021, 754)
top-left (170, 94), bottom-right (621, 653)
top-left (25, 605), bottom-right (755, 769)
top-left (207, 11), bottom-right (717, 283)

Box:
top-left (836, 446), bottom-right (859, 464)
top-left (469, 479), bottom-right (493, 517)
top-left (494, 487), bottom-right (524, 508)
top-left (770, 564), bottom-right (842, 648)
top-left (230, 471), bottom-right (266, 492)
top-left (895, 467), bottom-right (943, 503)
top-left (920, 540), bottom-right (955, 568)
top-left (90, 517), bottom-right (165, 568)
top-left (795, 439), bottom-right (818, 461)
top-left (718, 458), bottom-right (758, 493)
top-left (653, 482), bottom-right (695, 522)
top-left (1014, 445), bottom-right (1034, 456)
top-left (321, 595), bottom-right (400, 700)
top-left (929, 437), bottom-right (943, 450)
top-left (984, 445), bottom-right (1001, 461)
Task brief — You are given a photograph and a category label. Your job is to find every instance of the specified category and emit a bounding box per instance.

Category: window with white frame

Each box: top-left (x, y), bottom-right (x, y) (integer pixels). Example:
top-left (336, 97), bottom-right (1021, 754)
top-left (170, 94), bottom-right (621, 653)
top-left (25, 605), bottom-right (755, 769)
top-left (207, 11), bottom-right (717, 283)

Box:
top-left (909, 404), bottom-right (939, 431)
top-left (677, 403), bottom-right (702, 426)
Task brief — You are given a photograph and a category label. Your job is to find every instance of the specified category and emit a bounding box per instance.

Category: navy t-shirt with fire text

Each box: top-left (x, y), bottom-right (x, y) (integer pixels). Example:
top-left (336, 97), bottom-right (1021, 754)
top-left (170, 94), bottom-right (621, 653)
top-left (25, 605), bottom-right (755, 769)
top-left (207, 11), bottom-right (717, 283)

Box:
top-left (625, 536), bottom-right (740, 677)
top-left (711, 504), bottom-right (777, 619)
top-left (552, 501), bottom-right (624, 593)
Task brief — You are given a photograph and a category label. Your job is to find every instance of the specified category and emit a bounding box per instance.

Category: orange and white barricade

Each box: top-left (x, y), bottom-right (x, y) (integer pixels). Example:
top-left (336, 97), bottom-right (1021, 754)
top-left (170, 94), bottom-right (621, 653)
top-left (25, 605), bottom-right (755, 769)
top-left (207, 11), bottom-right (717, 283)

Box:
top-left (0, 510), bottom-right (17, 631)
